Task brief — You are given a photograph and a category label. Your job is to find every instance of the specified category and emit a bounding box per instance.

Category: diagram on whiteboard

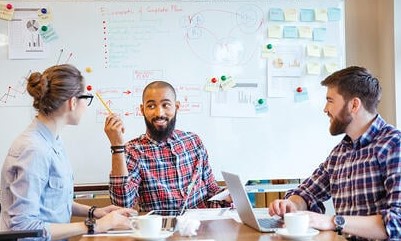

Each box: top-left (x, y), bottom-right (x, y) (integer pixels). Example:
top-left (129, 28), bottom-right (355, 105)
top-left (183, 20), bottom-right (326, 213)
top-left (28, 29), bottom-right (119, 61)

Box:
top-left (183, 5), bottom-right (264, 65)
top-left (0, 71), bottom-right (31, 107)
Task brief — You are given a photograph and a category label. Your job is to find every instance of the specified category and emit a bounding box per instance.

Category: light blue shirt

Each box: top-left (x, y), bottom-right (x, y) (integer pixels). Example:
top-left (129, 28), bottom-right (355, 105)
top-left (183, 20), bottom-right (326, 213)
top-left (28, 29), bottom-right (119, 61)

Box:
top-left (1, 118), bottom-right (74, 240)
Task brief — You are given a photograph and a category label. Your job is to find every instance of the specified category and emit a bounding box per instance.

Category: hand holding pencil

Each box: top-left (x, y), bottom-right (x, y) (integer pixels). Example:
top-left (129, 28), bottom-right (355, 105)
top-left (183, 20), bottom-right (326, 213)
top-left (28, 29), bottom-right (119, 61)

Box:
top-left (96, 92), bottom-right (125, 145)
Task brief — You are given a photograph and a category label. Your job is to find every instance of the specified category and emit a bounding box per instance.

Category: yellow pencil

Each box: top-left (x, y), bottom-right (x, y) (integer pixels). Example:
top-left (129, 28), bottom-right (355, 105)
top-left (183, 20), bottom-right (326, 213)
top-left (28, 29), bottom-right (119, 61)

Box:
top-left (95, 92), bottom-right (113, 114)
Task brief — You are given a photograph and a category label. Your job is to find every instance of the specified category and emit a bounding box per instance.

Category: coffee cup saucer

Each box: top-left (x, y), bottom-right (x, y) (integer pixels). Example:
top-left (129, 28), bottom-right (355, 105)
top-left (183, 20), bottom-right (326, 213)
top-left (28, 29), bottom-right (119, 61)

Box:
top-left (276, 228), bottom-right (319, 240)
top-left (130, 230), bottom-right (173, 240)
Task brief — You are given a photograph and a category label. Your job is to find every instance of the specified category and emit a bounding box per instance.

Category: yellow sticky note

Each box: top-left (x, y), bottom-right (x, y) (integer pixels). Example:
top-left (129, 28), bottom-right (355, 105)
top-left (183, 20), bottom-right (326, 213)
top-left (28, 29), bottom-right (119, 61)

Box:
top-left (323, 45), bottom-right (338, 57)
top-left (284, 8), bottom-right (297, 22)
top-left (325, 63), bottom-right (339, 74)
top-left (268, 25), bottom-right (281, 38)
top-left (0, 3), bottom-right (14, 21)
top-left (315, 8), bottom-right (328, 22)
top-left (261, 44), bottom-right (275, 59)
top-left (204, 77), bottom-right (220, 92)
top-left (37, 8), bottom-right (53, 25)
top-left (220, 76), bottom-right (235, 90)
top-left (307, 62), bottom-right (321, 75)
top-left (298, 26), bottom-right (312, 39)
top-left (306, 44), bottom-right (321, 57)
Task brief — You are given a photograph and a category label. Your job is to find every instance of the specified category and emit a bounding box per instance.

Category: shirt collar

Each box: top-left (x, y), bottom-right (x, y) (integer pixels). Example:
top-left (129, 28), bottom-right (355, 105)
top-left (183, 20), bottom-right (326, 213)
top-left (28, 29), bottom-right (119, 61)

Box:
top-left (143, 130), bottom-right (178, 144)
top-left (33, 117), bottom-right (62, 153)
top-left (342, 114), bottom-right (384, 147)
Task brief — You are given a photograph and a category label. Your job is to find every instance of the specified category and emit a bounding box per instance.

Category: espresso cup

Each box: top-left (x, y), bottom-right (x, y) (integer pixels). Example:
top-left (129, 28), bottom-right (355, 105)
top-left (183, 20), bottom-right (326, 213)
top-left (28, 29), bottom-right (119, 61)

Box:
top-left (131, 215), bottom-right (163, 236)
top-left (284, 212), bottom-right (309, 234)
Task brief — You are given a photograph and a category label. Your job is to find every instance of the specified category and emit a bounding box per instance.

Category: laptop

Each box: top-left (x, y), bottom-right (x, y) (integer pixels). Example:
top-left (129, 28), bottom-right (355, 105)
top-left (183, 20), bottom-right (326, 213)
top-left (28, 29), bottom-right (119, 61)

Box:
top-left (221, 171), bottom-right (283, 232)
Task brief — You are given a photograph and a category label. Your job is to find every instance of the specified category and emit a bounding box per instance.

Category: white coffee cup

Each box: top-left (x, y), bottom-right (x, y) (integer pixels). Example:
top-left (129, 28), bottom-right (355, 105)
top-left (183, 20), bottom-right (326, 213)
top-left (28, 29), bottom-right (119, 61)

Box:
top-left (284, 212), bottom-right (309, 234)
top-left (130, 215), bottom-right (162, 236)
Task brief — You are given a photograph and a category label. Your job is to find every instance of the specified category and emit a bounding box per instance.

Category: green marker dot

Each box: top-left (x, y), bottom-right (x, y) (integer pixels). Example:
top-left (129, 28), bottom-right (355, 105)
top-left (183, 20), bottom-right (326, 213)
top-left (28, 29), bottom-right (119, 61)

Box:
top-left (258, 99), bottom-right (264, 104)
top-left (267, 44), bottom-right (273, 50)
top-left (41, 25), bottom-right (48, 32)
top-left (221, 75), bottom-right (227, 81)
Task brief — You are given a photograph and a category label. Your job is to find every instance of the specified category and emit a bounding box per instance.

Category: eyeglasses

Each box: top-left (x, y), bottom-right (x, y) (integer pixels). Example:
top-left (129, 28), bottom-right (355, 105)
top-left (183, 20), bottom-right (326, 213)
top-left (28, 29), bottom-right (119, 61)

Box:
top-left (77, 94), bottom-right (94, 106)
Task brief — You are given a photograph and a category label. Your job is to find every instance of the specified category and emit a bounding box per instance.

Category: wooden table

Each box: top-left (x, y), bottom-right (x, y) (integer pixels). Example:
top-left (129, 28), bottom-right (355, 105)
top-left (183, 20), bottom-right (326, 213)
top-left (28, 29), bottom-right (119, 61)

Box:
top-left (74, 219), bottom-right (347, 241)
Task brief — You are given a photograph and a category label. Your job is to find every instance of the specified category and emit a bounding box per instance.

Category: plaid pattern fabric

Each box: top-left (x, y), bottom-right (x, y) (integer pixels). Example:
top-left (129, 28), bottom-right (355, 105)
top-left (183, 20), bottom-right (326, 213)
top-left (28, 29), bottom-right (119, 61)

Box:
top-left (109, 129), bottom-right (226, 212)
top-left (286, 115), bottom-right (401, 240)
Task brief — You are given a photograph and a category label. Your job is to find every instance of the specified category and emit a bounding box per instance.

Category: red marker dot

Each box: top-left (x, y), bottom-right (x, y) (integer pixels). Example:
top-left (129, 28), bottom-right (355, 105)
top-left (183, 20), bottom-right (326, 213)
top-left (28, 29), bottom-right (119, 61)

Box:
top-left (86, 85), bottom-right (92, 91)
top-left (211, 77), bottom-right (217, 83)
top-left (6, 4), bottom-right (12, 10)
top-left (296, 87), bottom-right (303, 93)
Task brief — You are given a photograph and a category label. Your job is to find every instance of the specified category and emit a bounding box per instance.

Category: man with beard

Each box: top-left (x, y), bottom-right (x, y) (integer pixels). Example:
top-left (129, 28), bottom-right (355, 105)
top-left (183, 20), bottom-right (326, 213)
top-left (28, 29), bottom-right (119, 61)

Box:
top-left (103, 80), bottom-right (230, 212)
top-left (268, 66), bottom-right (401, 240)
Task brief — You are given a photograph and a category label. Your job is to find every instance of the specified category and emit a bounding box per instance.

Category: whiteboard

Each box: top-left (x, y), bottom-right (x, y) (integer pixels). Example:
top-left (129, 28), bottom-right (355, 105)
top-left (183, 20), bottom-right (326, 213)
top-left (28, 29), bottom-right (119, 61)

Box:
top-left (0, 0), bottom-right (345, 184)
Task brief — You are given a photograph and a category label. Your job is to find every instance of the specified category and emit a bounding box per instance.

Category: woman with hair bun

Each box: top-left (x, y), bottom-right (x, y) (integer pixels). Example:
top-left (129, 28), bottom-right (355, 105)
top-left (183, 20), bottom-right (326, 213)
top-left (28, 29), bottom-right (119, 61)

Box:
top-left (0, 64), bottom-right (135, 240)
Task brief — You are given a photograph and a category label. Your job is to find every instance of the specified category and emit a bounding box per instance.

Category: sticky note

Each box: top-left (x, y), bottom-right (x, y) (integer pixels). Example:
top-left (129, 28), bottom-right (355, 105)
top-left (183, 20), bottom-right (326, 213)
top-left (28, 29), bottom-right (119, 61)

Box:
top-left (294, 88), bottom-right (309, 102)
top-left (268, 25), bottom-right (281, 38)
top-left (37, 8), bottom-right (53, 25)
top-left (313, 28), bottom-right (327, 42)
top-left (39, 24), bottom-right (58, 42)
top-left (283, 26), bottom-right (298, 39)
top-left (284, 8), bottom-right (297, 22)
top-left (261, 44), bottom-right (275, 58)
top-left (328, 8), bottom-right (341, 21)
top-left (323, 45), bottom-right (338, 57)
top-left (325, 63), bottom-right (339, 74)
top-left (220, 76), bottom-right (235, 90)
top-left (0, 3), bottom-right (14, 21)
top-left (204, 78), bottom-right (220, 92)
top-left (269, 8), bottom-right (285, 21)
top-left (315, 8), bottom-right (328, 22)
top-left (254, 100), bottom-right (269, 114)
top-left (306, 44), bottom-right (321, 57)
top-left (307, 62), bottom-right (321, 75)
top-left (298, 26), bottom-right (312, 39)
top-left (300, 9), bottom-right (314, 22)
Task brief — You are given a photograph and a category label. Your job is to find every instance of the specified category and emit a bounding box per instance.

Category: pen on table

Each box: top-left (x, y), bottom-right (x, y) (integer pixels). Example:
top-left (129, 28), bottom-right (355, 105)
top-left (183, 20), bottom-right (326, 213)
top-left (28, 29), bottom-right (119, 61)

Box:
top-left (95, 92), bottom-right (113, 114)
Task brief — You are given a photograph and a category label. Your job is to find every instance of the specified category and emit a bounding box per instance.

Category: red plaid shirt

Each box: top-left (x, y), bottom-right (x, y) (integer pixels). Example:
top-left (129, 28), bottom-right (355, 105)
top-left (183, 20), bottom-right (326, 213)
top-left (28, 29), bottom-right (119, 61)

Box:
top-left (109, 130), bottom-right (227, 212)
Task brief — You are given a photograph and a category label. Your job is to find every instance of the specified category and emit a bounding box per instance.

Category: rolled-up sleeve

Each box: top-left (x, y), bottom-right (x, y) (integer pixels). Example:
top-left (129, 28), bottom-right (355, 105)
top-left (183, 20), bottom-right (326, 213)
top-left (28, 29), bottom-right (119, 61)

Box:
top-left (284, 162), bottom-right (331, 214)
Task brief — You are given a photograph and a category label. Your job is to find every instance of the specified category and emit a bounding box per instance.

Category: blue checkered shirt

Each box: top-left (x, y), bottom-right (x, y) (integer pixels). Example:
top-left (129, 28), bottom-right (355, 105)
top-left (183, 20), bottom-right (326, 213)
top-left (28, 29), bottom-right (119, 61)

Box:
top-left (285, 115), bottom-right (401, 240)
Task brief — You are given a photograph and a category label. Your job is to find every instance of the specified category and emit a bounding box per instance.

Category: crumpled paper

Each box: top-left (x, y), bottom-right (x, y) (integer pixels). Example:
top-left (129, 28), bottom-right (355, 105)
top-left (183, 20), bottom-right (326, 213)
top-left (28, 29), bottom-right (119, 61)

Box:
top-left (176, 216), bottom-right (201, 236)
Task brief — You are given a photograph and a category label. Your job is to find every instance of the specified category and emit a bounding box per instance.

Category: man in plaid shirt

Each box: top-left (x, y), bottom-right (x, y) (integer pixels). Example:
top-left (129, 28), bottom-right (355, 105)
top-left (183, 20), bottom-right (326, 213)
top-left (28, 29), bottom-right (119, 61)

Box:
top-left (104, 81), bottom-right (230, 212)
top-left (269, 66), bottom-right (401, 240)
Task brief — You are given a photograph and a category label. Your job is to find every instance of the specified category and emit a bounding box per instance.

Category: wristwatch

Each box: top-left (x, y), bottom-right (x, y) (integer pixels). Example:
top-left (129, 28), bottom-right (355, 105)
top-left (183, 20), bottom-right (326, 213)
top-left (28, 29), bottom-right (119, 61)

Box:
top-left (333, 215), bottom-right (346, 235)
top-left (84, 217), bottom-right (96, 234)
top-left (85, 206), bottom-right (97, 234)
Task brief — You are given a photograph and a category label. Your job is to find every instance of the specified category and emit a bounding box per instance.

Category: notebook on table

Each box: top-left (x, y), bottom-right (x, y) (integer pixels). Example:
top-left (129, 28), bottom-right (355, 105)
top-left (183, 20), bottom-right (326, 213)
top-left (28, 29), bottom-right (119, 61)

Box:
top-left (221, 171), bottom-right (283, 233)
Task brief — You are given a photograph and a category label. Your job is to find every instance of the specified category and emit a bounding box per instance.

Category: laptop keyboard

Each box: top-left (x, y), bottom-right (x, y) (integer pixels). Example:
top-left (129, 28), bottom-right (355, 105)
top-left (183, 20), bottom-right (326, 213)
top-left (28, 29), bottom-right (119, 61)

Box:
top-left (258, 218), bottom-right (281, 229)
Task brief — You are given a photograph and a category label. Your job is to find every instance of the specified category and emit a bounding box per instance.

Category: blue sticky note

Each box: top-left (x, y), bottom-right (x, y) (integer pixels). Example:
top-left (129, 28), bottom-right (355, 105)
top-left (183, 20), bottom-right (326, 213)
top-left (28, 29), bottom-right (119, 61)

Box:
top-left (269, 8), bottom-right (285, 21)
top-left (283, 26), bottom-right (298, 39)
top-left (294, 88), bottom-right (309, 103)
top-left (328, 8), bottom-right (341, 21)
top-left (313, 28), bottom-right (326, 42)
top-left (254, 100), bottom-right (268, 114)
top-left (300, 9), bottom-right (315, 22)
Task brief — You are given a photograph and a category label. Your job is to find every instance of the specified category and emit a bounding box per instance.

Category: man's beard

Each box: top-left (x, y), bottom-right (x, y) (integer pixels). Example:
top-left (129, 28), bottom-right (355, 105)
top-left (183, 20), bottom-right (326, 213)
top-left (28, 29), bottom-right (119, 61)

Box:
top-left (145, 113), bottom-right (177, 142)
top-left (329, 103), bottom-right (352, 136)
